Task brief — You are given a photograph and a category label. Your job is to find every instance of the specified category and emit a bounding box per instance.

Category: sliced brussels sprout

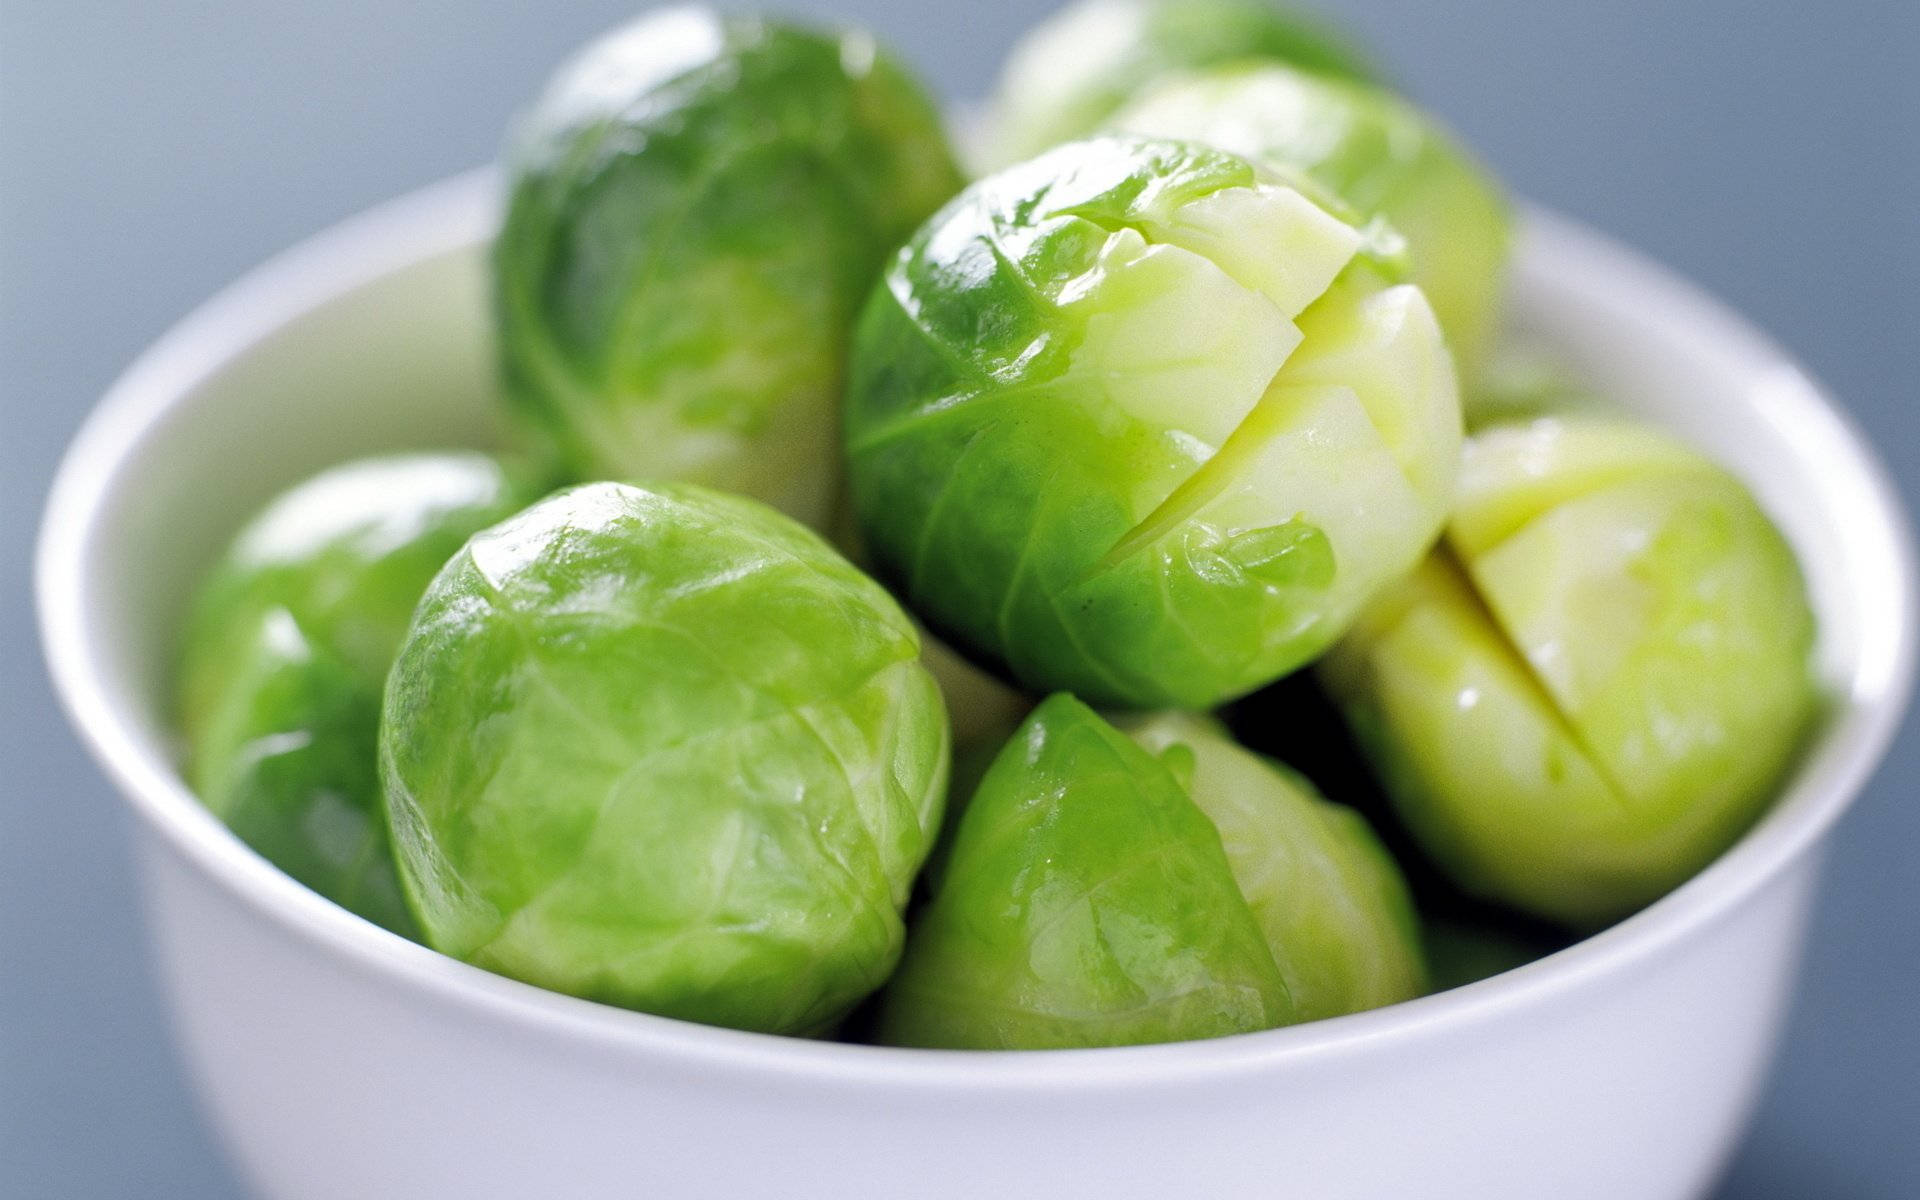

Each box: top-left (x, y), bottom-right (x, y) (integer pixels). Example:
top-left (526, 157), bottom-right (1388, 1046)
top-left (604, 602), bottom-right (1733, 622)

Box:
top-left (986, 0), bottom-right (1376, 167)
top-left (846, 136), bottom-right (1462, 709)
top-left (1120, 711), bottom-right (1426, 1021)
top-left (177, 452), bottom-right (531, 935)
top-left (1322, 417), bottom-right (1818, 925)
top-left (876, 695), bottom-right (1292, 1048)
top-left (1111, 63), bottom-right (1512, 374)
top-left (494, 7), bottom-right (964, 528)
top-left (380, 481), bottom-right (950, 1034)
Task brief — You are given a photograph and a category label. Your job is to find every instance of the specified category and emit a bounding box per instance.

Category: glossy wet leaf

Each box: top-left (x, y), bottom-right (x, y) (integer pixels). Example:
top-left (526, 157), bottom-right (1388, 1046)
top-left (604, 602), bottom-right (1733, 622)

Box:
top-left (381, 481), bottom-right (950, 1034)
top-left (876, 695), bottom-right (1290, 1048)
top-left (846, 135), bottom-right (1460, 708)
top-left (1122, 711), bottom-right (1426, 1021)
top-left (495, 7), bottom-right (964, 527)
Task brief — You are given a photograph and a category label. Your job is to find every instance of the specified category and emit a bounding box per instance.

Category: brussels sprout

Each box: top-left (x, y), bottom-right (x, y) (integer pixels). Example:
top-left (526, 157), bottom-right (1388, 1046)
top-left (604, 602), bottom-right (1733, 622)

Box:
top-left (1110, 64), bottom-right (1512, 374)
top-left (380, 481), bottom-right (950, 1034)
top-left (876, 695), bottom-right (1292, 1048)
top-left (1321, 417), bottom-right (1818, 925)
top-left (877, 697), bottom-right (1425, 1048)
top-left (176, 452), bottom-right (531, 935)
top-left (846, 136), bottom-right (1462, 709)
top-left (1120, 711), bottom-right (1426, 1021)
top-left (986, 0), bottom-right (1376, 167)
top-left (494, 7), bottom-right (965, 528)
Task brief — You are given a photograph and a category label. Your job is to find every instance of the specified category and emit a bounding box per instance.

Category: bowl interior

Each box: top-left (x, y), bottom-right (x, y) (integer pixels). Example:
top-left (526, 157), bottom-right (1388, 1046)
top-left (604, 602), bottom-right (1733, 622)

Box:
top-left (38, 170), bottom-right (1917, 1062)
top-left (59, 178), bottom-right (503, 771)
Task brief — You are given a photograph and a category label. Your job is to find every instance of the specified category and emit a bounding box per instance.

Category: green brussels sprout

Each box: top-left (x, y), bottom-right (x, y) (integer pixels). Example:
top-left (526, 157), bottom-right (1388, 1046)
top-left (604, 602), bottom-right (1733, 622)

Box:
top-left (1120, 711), bottom-right (1426, 1021)
top-left (176, 452), bottom-right (531, 935)
top-left (1110, 64), bottom-right (1512, 375)
top-left (876, 695), bottom-right (1291, 1048)
top-left (380, 481), bottom-right (950, 1034)
top-left (494, 7), bottom-right (965, 528)
top-left (846, 135), bottom-right (1462, 710)
top-left (986, 0), bottom-right (1376, 167)
top-left (877, 697), bottom-right (1424, 1048)
top-left (1321, 416), bottom-right (1819, 925)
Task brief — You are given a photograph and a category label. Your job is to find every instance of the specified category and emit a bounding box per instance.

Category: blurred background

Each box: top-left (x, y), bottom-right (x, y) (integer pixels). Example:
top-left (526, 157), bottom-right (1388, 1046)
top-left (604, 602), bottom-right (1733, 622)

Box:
top-left (2, 0), bottom-right (1915, 1195)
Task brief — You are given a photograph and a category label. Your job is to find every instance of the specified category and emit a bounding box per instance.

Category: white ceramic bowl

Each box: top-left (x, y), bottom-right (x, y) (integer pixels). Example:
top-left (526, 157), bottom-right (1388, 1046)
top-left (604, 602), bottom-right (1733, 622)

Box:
top-left (37, 170), bottom-right (1916, 1200)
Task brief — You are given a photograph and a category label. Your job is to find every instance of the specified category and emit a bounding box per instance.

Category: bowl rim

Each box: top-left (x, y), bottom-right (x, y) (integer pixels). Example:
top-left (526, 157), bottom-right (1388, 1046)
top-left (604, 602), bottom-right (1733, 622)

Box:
top-left (35, 167), bottom-right (1920, 1090)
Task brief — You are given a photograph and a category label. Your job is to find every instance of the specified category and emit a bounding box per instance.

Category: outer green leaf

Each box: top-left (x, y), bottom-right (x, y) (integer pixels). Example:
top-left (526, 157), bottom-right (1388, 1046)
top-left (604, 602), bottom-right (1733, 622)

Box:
top-left (380, 481), bottom-right (950, 1035)
top-left (876, 694), bottom-right (1291, 1049)
top-left (177, 452), bottom-right (530, 935)
top-left (494, 7), bottom-right (965, 527)
top-left (986, 0), bottom-right (1377, 167)
top-left (1111, 63), bottom-right (1512, 374)
top-left (846, 135), bottom-right (1460, 709)
top-left (1122, 711), bottom-right (1426, 1022)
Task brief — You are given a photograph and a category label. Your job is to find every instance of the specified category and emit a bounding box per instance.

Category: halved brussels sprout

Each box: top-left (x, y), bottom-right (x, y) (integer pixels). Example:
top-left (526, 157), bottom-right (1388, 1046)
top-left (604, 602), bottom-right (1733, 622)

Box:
top-left (1321, 416), bottom-right (1818, 925)
top-left (986, 0), bottom-right (1376, 167)
top-left (1120, 711), bottom-right (1426, 1021)
top-left (877, 696), bottom-right (1424, 1048)
top-left (380, 481), bottom-right (950, 1034)
top-left (846, 135), bottom-right (1462, 709)
top-left (494, 7), bottom-right (964, 528)
top-left (177, 452), bottom-right (531, 935)
top-left (1110, 63), bottom-right (1512, 374)
top-left (876, 695), bottom-right (1291, 1049)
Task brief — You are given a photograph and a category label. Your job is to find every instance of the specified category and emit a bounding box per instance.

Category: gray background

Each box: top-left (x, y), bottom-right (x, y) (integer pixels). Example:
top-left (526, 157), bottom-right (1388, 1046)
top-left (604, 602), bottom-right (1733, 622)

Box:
top-left (2, 0), bottom-right (1915, 1195)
